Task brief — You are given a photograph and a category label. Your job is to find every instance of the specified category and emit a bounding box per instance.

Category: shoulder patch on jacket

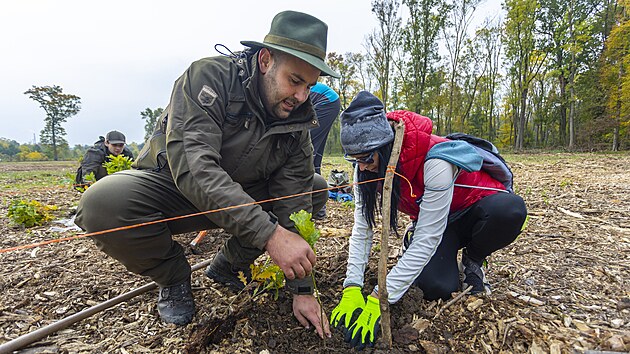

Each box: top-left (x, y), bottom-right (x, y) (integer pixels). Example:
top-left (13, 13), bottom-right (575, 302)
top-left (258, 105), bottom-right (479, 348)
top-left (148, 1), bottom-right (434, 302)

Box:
top-left (198, 85), bottom-right (218, 107)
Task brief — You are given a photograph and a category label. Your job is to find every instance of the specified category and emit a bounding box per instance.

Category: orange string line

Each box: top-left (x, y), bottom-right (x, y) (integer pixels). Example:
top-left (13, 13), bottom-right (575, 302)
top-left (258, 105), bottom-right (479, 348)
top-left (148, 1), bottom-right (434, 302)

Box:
top-left (0, 177), bottom-right (386, 254)
top-left (386, 165), bottom-right (417, 198)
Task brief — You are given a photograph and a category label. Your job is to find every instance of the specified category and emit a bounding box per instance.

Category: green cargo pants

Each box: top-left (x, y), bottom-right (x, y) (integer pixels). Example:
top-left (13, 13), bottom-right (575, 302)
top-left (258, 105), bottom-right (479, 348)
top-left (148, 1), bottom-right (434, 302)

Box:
top-left (74, 168), bottom-right (328, 287)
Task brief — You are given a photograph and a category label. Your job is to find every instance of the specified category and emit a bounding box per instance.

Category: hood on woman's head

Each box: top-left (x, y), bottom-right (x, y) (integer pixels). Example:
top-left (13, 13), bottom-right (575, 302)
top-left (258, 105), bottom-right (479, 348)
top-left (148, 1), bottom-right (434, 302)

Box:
top-left (340, 91), bottom-right (394, 156)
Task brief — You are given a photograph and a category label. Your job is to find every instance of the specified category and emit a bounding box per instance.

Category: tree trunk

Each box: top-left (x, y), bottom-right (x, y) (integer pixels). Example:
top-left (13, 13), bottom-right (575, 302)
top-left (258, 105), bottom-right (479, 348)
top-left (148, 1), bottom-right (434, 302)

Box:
top-left (568, 84), bottom-right (575, 150)
top-left (568, 1), bottom-right (576, 151)
top-left (558, 75), bottom-right (568, 146)
top-left (51, 120), bottom-right (58, 161)
top-left (613, 61), bottom-right (623, 151)
top-left (517, 87), bottom-right (528, 151)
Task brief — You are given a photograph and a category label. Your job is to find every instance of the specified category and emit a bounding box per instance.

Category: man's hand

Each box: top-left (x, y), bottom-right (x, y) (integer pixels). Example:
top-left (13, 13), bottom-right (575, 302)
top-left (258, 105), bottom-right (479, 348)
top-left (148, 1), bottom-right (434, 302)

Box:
top-left (330, 286), bottom-right (365, 331)
top-left (345, 295), bottom-right (381, 350)
top-left (265, 224), bottom-right (316, 280)
top-left (293, 294), bottom-right (331, 339)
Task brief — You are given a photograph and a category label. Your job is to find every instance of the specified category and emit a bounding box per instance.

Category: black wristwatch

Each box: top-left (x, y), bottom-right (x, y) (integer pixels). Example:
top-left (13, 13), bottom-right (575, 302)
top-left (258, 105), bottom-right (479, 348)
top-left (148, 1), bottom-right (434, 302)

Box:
top-left (286, 277), bottom-right (314, 295)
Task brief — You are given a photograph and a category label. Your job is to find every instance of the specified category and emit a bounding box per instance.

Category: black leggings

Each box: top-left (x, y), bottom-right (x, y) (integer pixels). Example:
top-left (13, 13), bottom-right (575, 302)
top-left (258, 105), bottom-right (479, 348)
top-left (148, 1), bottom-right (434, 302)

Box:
top-left (413, 192), bottom-right (527, 300)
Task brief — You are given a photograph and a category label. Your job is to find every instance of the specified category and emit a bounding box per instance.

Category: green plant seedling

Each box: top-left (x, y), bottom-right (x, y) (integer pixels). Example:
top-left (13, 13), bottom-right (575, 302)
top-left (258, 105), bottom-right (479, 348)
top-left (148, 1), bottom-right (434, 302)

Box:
top-left (341, 200), bottom-right (355, 209)
top-left (248, 261), bottom-right (286, 300)
top-left (75, 172), bottom-right (96, 193)
top-left (103, 154), bottom-right (133, 175)
top-left (289, 209), bottom-right (320, 250)
top-left (7, 199), bottom-right (57, 227)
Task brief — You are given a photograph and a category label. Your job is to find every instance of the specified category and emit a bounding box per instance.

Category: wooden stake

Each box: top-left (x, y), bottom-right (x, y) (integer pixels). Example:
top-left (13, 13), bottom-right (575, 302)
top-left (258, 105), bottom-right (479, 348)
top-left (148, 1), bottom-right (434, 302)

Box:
top-left (379, 120), bottom-right (405, 348)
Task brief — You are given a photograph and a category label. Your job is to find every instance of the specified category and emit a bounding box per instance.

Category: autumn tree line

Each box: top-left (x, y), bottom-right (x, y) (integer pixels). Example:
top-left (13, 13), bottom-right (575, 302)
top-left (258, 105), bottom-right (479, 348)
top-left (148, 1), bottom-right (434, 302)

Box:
top-left (3, 0), bottom-right (627, 162)
top-left (321, 0), bottom-right (629, 153)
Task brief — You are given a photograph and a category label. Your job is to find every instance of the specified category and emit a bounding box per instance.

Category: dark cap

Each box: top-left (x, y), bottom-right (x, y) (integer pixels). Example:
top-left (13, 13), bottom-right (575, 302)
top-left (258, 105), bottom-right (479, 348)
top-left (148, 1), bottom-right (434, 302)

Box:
top-left (106, 131), bottom-right (126, 144)
top-left (241, 10), bottom-right (340, 78)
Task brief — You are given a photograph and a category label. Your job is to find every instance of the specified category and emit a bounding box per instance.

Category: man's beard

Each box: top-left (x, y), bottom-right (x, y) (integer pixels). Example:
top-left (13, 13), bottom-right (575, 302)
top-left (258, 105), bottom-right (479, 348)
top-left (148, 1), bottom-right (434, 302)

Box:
top-left (260, 68), bottom-right (300, 119)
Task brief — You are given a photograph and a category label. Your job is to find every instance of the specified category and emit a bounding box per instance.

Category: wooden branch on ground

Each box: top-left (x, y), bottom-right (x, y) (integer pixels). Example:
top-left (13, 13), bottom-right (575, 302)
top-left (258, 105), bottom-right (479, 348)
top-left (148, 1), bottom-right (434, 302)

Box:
top-left (379, 120), bottom-right (405, 349)
top-left (433, 285), bottom-right (473, 319)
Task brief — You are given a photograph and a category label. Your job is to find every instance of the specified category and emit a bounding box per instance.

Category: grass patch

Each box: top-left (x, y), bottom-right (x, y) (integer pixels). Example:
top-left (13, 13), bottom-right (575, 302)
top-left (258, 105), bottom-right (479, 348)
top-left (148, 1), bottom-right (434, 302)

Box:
top-left (0, 161), bottom-right (76, 192)
top-left (320, 154), bottom-right (354, 184)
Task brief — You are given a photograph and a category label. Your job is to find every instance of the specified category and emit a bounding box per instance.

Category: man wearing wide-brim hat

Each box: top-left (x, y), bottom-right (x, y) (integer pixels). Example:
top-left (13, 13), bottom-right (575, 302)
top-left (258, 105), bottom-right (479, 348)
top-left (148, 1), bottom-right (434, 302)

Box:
top-left (76, 10), bottom-right (339, 338)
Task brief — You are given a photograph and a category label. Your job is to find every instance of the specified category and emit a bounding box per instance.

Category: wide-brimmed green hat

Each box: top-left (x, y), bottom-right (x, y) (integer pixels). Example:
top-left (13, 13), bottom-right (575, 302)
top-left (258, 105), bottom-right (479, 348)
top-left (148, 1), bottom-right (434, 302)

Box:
top-left (241, 10), bottom-right (340, 78)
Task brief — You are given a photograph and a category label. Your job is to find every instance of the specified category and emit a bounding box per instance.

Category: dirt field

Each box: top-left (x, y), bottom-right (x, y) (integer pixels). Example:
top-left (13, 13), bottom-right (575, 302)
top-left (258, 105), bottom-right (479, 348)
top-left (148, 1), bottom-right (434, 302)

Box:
top-left (0, 153), bottom-right (629, 353)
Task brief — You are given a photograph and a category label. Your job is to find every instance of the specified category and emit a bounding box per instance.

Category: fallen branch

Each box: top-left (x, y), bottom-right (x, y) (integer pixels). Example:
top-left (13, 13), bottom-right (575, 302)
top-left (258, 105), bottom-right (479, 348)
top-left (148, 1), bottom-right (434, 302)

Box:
top-left (433, 285), bottom-right (473, 319)
top-left (557, 207), bottom-right (584, 219)
top-left (508, 291), bottom-right (544, 306)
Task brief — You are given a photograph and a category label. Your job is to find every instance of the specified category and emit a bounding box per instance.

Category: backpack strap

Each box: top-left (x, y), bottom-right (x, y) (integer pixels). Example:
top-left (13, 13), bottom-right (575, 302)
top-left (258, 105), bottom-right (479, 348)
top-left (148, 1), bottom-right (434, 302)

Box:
top-left (426, 140), bottom-right (483, 173)
top-left (445, 133), bottom-right (514, 193)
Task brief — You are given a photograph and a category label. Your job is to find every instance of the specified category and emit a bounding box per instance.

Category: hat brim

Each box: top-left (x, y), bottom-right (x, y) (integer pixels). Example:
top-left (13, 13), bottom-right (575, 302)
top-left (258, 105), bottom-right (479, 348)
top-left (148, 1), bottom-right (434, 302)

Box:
top-left (241, 40), bottom-right (340, 78)
top-left (107, 140), bottom-right (125, 144)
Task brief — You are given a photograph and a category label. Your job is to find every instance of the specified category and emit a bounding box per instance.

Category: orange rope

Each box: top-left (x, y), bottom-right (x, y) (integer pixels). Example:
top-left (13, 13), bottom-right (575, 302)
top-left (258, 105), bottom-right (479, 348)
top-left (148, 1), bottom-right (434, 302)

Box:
top-left (386, 165), bottom-right (417, 198)
top-left (0, 178), bottom-right (386, 254)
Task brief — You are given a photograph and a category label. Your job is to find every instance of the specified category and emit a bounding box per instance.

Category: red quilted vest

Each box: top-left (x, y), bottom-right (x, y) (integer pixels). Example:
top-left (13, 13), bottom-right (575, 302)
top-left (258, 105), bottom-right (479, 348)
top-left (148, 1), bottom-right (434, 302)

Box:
top-left (387, 110), bottom-right (506, 219)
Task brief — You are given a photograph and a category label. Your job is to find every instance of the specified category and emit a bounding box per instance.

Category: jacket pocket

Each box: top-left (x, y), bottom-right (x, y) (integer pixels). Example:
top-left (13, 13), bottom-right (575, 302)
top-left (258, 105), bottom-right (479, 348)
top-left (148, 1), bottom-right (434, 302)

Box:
top-left (223, 97), bottom-right (252, 132)
top-left (133, 113), bottom-right (168, 171)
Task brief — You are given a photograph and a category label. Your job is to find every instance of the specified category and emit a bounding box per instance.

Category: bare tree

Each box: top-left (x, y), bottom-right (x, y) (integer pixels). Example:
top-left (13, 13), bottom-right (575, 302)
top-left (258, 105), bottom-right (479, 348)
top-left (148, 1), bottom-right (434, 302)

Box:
top-left (442, 0), bottom-right (481, 133)
top-left (365, 0), bottom-right (402, 110)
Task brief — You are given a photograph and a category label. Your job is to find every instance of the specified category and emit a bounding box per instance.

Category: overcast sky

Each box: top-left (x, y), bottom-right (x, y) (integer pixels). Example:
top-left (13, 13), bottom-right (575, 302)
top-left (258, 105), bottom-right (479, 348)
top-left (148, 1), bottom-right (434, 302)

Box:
top-left (1, 0), bottom-right (502, 146)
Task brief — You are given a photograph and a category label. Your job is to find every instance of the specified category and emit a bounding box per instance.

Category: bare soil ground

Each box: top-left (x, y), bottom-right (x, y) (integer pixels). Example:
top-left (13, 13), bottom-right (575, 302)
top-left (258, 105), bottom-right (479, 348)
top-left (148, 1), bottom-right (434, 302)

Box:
top-left (0, 153), bottom-right (629, 354)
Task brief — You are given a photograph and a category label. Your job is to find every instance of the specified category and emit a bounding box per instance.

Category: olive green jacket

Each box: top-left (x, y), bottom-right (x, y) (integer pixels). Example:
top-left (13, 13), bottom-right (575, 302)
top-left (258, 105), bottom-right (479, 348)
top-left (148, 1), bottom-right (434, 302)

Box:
top-left (134, 51), bottom-right (318, 250)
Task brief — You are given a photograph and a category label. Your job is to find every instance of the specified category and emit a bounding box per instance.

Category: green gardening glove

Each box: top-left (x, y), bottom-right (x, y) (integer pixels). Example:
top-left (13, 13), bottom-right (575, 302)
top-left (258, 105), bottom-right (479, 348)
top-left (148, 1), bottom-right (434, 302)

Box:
top-left (330, 286), bottom-right (366, 331)
top-left (345, 295), bottom-right (381, 350)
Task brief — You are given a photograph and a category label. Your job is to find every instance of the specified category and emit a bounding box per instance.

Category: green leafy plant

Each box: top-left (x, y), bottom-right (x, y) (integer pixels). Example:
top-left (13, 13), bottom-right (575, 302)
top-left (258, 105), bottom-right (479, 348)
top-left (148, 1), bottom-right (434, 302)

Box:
top-left (73, 171), bottom-right (96, 193)
top-left (7, 199), bottom-right (57, 227)
top-left (541, 189), bottom-right (550, 206)
top-left (341, 200), bottom-right (355, 209)
top-left (103, 154), bottom-right (133, 174)
top-left (246, 261), bottom-right (286, 300)
top-left (289, 209), bottom-right (320, 250)
top-left (231, 211), bottom-right (322, 301)
top-left (289, 210), bottom-right (324, 319)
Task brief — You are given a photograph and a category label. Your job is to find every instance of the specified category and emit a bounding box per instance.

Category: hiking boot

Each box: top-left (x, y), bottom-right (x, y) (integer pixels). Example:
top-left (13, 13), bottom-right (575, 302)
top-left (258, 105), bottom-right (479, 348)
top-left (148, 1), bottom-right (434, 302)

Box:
top-left (313, 205), bottom-right (327, 220)
top-left (460, 251), bottom-right (491, 295)
top-left (402, 221), bottom-right (416, 253)
top-left (205, 251), bottom-right (251, 291)
top-left (157, 279), bottom-right (195, 325)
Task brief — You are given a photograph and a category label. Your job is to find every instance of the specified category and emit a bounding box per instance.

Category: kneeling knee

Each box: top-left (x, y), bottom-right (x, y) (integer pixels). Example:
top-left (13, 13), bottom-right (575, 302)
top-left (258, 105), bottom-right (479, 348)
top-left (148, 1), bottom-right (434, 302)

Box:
top-left (416, 277), bottom-right (459, 301)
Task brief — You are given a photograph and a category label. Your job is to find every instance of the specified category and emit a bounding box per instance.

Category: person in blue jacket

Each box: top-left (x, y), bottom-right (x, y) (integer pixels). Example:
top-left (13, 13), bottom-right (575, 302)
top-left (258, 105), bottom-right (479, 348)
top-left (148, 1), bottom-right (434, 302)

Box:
top-left (309, 82), bottom-right (341, 219)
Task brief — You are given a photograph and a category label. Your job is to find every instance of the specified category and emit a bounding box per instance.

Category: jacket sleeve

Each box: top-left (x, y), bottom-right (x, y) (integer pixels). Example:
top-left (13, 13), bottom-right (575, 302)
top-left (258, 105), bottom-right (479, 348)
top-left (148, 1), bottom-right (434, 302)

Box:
top-left (268, 131), bottom-right (315, 232)
top-left (343, 166), bottom-right (374, 289)
top-left (80, 148), bottom-right (104, 181)
top-left (378, 158), bottom-right (457, 303)
top-left (165, 61), bottom-right (276, 250)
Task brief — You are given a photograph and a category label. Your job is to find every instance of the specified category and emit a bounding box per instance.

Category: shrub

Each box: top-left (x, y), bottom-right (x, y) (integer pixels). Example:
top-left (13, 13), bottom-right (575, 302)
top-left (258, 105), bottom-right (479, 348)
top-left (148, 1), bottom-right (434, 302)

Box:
top-left (103, 154), bottom-right (133, 174)
top-left (7, 199), bottom-right (57, 227)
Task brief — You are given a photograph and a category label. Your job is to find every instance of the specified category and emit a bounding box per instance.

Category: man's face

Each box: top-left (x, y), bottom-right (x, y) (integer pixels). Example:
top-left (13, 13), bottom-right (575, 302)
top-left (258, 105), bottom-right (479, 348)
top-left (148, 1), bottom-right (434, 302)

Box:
top-left (258, 49), bottom-right (320, 119)
top-left (105, 141), bottom-right (125, 156)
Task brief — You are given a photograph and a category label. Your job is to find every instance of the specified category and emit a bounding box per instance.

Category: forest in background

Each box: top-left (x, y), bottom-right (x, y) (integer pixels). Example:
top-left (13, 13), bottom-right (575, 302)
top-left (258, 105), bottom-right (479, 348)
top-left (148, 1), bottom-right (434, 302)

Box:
top-left (321, 0), bottom-right (629, 154)
top-left (1, 0), bottom-right (628, 162)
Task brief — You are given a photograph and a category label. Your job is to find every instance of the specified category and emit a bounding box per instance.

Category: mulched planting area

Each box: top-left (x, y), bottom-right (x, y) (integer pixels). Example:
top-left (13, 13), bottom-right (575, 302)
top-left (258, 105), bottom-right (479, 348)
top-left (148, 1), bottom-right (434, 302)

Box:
top-left (0, 154), bottom-right (628, 353)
